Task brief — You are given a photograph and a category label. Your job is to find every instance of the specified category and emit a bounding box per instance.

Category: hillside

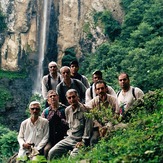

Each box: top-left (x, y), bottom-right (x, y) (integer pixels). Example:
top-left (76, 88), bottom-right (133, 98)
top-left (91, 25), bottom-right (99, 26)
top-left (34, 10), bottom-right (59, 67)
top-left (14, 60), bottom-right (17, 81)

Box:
top-left (1, 89), bottom-right (162, 162)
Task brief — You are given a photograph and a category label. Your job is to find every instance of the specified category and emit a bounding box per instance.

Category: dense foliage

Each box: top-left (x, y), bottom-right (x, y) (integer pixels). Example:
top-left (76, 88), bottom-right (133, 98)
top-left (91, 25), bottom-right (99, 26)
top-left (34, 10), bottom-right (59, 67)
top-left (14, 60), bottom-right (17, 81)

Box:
top-left (0, 126), bottom-right (18, 163)
top-left (0, 86), bottom-right (12, 109)
top-left (80, 0), bottom-right (163, 93)
top-left (0, 70), bottom-right (27, 79)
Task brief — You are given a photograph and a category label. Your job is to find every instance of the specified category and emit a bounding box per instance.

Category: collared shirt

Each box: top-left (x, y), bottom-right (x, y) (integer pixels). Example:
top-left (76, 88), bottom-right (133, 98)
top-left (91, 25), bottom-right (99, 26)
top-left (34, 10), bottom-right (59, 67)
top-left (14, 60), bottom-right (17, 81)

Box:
top-left (56, 79), bottom-right (86, 106)
top-left (85, 94), bottom-right (119, 128)
top-left (65, 102), bottom-right (92, 140)
top-left (41, 106), bottom-right (64, 121)
top-left (85, 94), bottom-right (120, 114)
top-left (17, 117), bottom-right (49, 157)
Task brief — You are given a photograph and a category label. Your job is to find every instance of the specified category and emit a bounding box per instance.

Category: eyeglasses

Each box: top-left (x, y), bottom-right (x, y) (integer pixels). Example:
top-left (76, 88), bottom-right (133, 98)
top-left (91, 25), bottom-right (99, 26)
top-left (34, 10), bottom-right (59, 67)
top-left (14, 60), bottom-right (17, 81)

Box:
top-left (30, 107), bottom-right (40, 111)
top-left (50, 65), bottom-right (57, 68)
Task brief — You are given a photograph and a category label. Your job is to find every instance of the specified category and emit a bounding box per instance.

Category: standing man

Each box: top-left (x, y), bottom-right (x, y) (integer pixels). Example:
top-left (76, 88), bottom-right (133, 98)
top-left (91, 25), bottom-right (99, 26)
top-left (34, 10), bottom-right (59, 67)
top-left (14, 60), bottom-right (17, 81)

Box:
top-left (117, 72), bottom-right (144, 114)
top-left (48, 89), bottom-right (93, 161)
top-left (42, 61), bottom-right (62, 100)
top-left (85, 70), bottom-right (116, 103)
top-left (17, 101), bottom-right (49, 161)
top-left (85, 80), bottom-right (119, 145)
top-left (70, 60), bottom-right (90, 88)
top-left (41, 90), bottom-right (68, 158)
top-left (56, 66), bottom-right (86, 106)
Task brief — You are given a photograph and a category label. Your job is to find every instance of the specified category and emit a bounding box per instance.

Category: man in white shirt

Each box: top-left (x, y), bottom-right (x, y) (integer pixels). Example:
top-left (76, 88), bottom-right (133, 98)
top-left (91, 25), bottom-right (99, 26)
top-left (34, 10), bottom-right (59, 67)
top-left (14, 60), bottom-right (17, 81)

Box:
top-left (117, 73), bottom-right (144, 114)
top-left (17, 101), bottom-right (49, 161)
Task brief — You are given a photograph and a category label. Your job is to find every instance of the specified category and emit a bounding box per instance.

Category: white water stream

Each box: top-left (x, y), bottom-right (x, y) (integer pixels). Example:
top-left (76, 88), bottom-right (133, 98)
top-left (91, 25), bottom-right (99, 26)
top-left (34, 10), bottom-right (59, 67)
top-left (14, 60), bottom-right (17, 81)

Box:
top-left (33, 0), bottom-right (52, 94)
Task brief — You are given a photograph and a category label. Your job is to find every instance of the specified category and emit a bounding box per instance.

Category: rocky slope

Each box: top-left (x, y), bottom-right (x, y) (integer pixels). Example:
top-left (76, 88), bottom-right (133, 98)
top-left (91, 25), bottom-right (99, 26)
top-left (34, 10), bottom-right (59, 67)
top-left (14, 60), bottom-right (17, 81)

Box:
top-left (0, 0), bottom-right (124, 70)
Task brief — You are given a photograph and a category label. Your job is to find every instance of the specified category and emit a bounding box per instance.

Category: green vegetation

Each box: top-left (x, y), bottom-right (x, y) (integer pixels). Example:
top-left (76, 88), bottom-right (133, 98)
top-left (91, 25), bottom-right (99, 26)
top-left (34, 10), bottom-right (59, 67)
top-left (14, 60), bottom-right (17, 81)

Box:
top-left (0, 86), bottom-right (13, 108)
top-left (80, 0), bottom-right (163, 93)
top-left (62, 47), bottom-right (77, 66)
top-left (0, 10), bottom-right (7, 33)
top-left (93, 10), bottom-right (121, 41)
top-left (0, 70), bottom-right (27, 79)
top-left (0, 126), bottom-right (18, 163)
top-left (83, 22), bottom-right (93, 39)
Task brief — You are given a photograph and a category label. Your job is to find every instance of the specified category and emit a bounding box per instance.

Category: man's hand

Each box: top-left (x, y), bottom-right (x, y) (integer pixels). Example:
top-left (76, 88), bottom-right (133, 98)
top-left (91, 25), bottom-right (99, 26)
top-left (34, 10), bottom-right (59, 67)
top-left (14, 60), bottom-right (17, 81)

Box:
top-left (75, 141), bottom-right (84, 148)
top-left (23, 143), bottom-right (34, 150)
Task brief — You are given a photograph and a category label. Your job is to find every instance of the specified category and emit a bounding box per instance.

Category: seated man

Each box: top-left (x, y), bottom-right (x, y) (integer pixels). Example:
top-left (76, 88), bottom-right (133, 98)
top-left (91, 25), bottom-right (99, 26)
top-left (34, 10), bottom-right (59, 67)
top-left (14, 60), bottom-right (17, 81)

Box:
top-left (48, 89), bottom-right (93, 161)
top-left (17, 101), bottom-right (49, 162)
top-left (41, 90), bottom-right (68, 158)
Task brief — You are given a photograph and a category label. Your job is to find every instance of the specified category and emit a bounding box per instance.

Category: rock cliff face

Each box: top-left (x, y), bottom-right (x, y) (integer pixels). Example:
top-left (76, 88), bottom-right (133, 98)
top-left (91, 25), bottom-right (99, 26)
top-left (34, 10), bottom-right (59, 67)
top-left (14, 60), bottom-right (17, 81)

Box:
top-left (0, 0), bottom-right (124, 130)
top-left (0, 0), bottom-right (124, 70)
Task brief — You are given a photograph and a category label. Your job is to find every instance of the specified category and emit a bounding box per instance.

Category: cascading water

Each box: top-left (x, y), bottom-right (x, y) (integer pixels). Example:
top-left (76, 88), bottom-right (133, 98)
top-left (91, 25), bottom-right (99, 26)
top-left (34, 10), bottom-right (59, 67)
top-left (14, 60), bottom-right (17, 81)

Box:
top-left (33, 0), bottom-right (52, 95)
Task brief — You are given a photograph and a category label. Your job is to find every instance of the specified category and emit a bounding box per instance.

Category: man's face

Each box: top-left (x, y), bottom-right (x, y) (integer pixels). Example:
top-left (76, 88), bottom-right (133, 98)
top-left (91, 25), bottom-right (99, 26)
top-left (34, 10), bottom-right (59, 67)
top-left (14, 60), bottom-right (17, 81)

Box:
top-left (30, 104), bottom-right (40, 117)
top-left (70, 64), bottom-right (79, 74)
top-left (95, 83), bottom-right (107, 99)
top-left (61, 68), bottom-right (71, 80)
top-left (48, 63), bottom-right (57, 74)
top-left (66, 92), bottom-right (78, 107)
top-left (92, 74), bottom-right (102, 83)
top-left (47, 93), bottom-right (59, 105)
top-left (118, 74), bottom-right (130, 90)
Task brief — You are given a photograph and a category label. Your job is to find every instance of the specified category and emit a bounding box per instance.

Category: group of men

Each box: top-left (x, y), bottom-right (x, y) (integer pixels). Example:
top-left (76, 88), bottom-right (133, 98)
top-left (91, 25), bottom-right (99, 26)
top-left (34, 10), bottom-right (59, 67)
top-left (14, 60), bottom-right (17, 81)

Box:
top-left (16, 60), bottom-right (144, 162)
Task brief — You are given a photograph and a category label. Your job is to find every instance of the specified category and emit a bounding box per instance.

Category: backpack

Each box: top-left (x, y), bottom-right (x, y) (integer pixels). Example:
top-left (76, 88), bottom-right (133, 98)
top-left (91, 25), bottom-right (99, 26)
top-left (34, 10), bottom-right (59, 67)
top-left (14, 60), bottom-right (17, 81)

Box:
top-left (117, 87), bottom-right (136, 99)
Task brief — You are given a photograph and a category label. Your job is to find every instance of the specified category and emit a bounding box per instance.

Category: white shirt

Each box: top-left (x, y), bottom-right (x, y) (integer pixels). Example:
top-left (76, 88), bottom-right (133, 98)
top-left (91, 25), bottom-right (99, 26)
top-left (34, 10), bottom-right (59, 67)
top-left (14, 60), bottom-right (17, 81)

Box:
top-left (117, 86), bottom-right (144, 112)
top-left (17, 116), bottom-right (49, 157)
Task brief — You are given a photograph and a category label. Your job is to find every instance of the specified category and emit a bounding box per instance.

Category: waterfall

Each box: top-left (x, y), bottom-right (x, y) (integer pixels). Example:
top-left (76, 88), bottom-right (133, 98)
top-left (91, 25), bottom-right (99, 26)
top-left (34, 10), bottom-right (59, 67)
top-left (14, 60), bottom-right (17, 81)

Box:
top-left (33, 0), bottom-right (52, 95)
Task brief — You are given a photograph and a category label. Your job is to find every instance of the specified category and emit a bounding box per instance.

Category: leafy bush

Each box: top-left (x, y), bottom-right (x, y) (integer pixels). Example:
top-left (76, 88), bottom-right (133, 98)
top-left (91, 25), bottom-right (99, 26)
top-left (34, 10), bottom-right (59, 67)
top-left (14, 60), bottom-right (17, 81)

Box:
top-left (0, 127), bottom-right (18, 162)
top-left (93, 10), bottom-right (121, 41)
top-left (0, 86), bottom-right (13, 108)
top-left (0, 70), bottom-right (27, 79)
top-left (62, 47), bottom-right (77, 66)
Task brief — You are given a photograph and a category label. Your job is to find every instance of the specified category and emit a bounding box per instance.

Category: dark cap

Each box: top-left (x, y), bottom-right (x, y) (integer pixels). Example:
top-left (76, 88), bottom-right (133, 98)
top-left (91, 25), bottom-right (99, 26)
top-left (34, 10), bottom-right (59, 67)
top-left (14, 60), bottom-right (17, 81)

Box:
top-left (92, 70), bottom-right (102, 77)
top-left (70, 60), bottom-right (79, 66)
